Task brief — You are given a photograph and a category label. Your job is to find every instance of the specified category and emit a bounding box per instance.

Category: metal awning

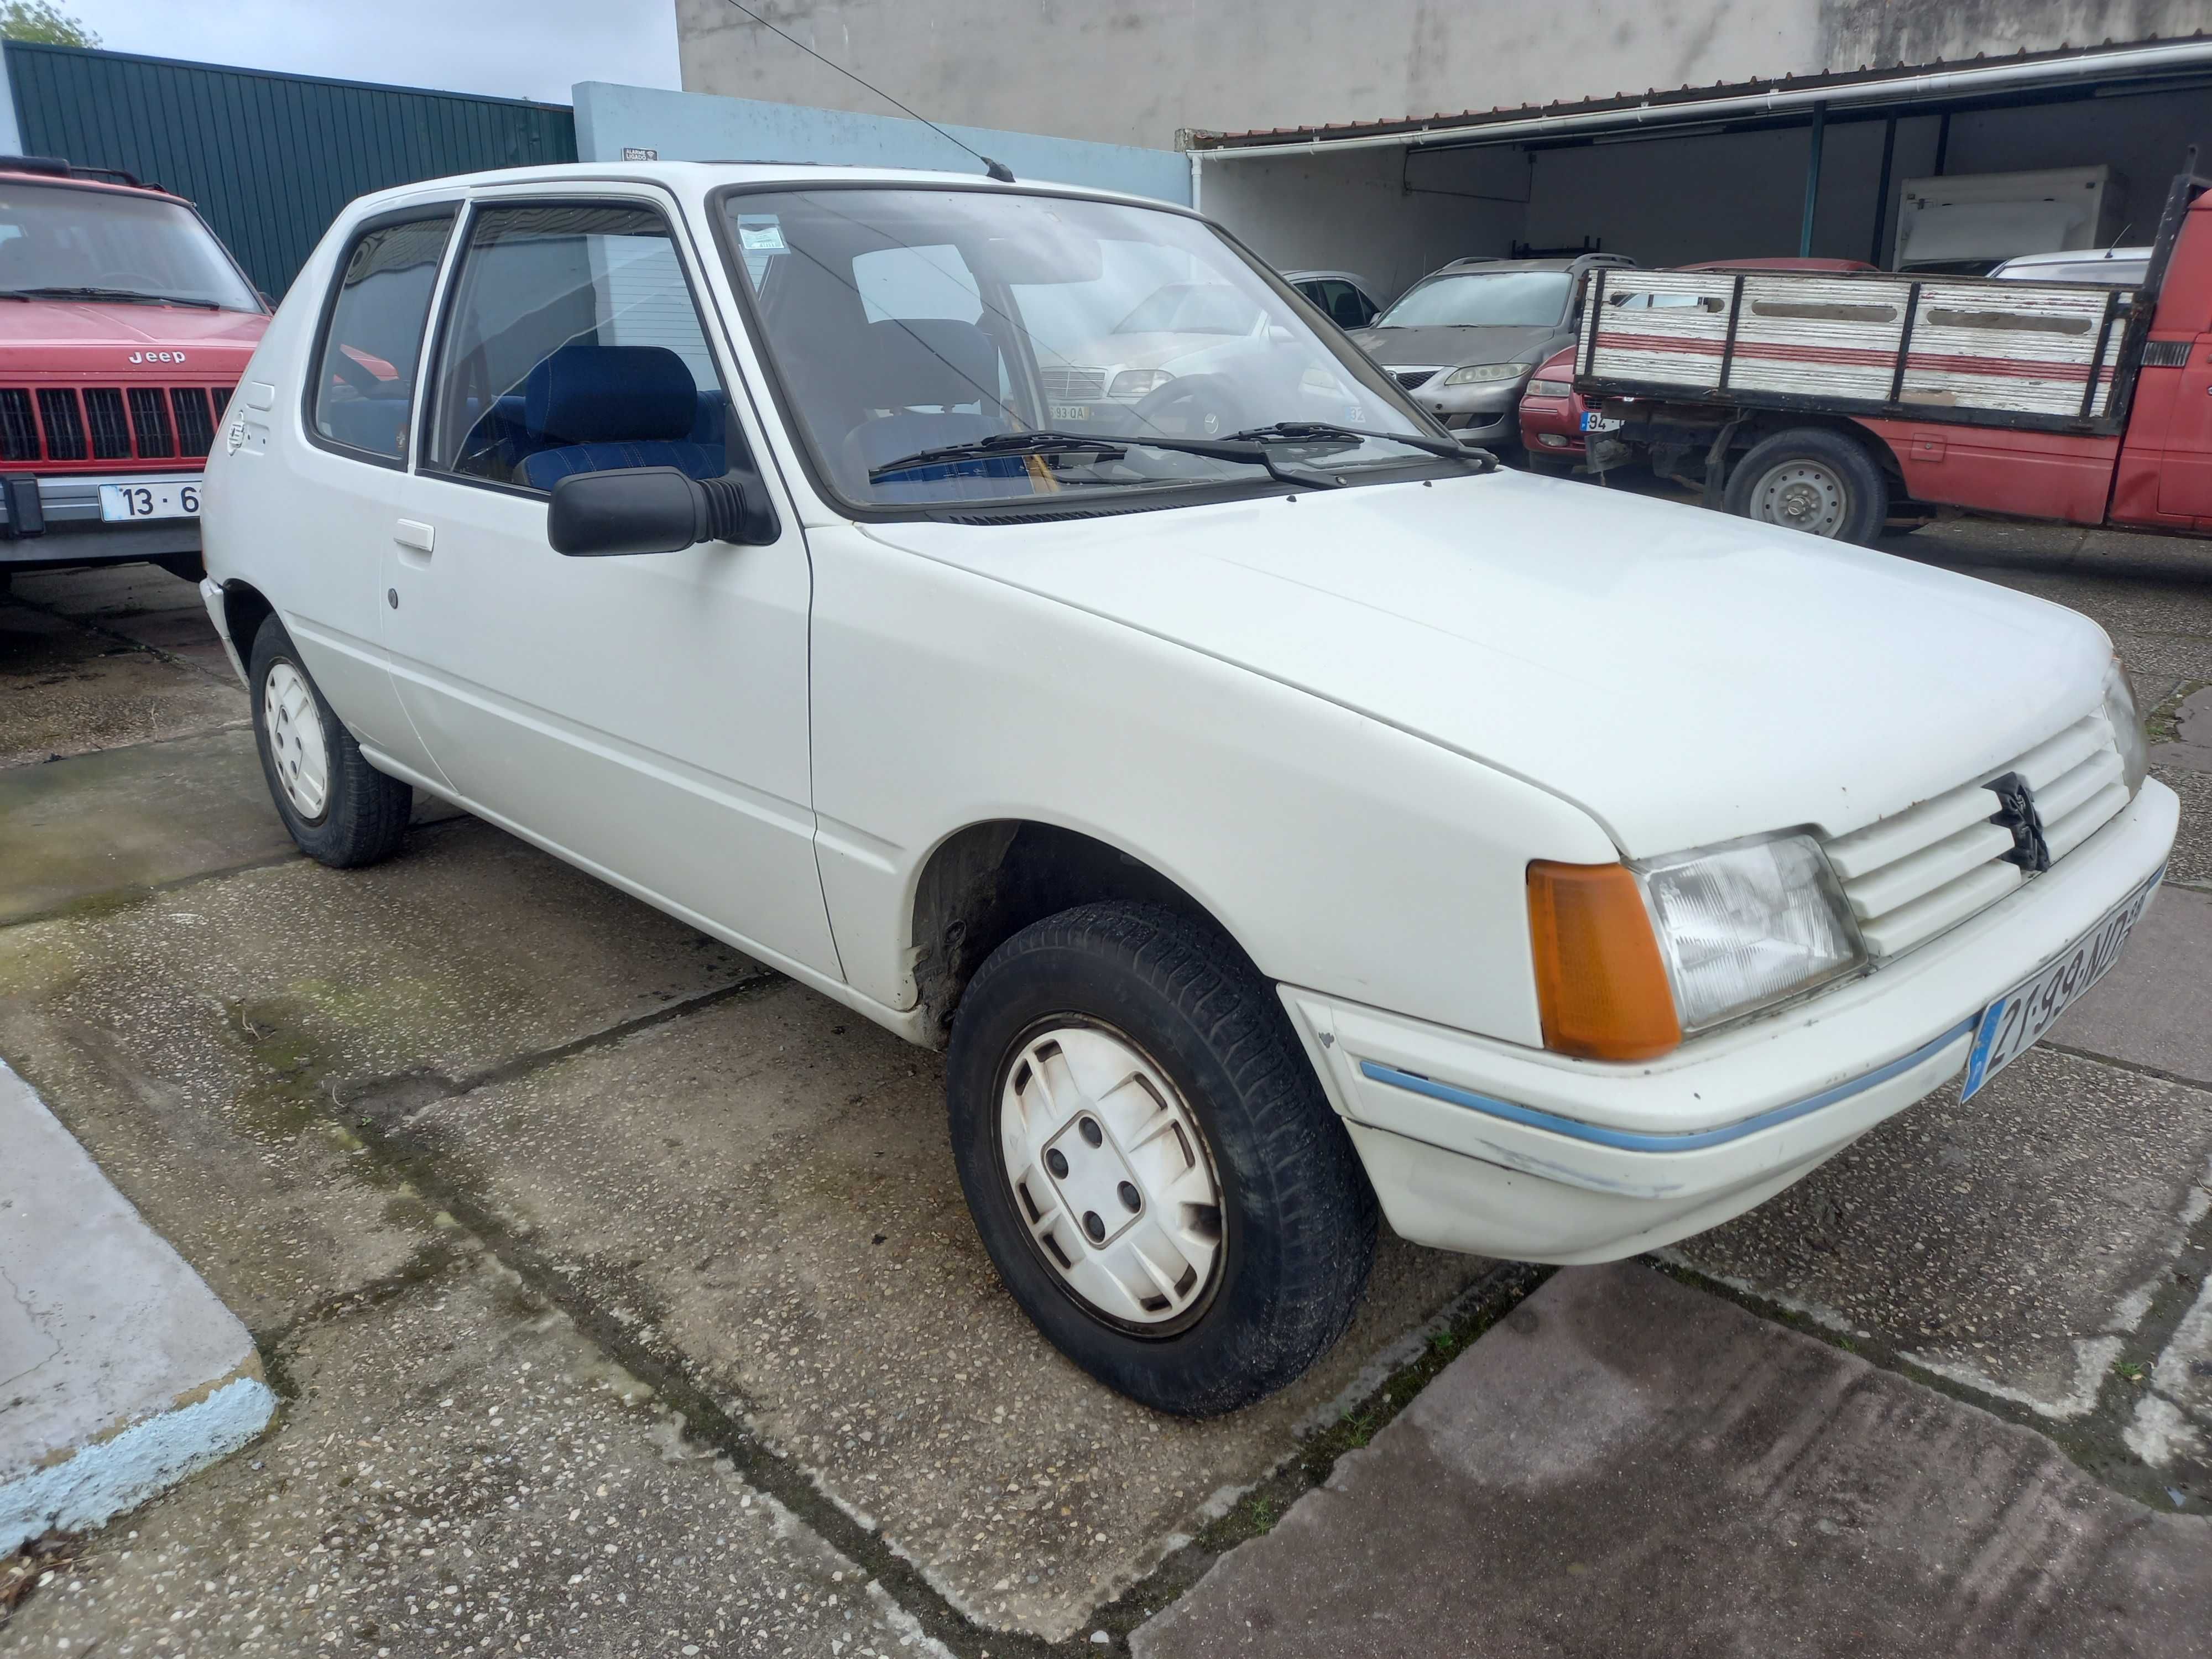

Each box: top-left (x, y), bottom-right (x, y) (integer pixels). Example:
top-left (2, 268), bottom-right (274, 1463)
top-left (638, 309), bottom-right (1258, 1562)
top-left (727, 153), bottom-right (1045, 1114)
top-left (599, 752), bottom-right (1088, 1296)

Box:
top-left (1185, 36), bottom-right (2212, 160)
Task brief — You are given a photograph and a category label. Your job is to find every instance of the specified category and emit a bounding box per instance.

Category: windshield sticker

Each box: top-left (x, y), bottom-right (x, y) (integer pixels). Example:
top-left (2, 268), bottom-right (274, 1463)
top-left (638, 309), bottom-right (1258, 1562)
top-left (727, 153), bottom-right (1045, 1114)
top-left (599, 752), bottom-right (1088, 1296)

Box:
top-left (738, 222), bottom-right (786, 253)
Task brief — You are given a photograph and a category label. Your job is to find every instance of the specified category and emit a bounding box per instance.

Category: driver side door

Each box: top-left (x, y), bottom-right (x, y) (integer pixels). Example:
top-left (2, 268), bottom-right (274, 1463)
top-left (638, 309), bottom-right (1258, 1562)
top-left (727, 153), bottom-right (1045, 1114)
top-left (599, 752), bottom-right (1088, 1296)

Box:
top-left (379, 189), bottom-right (839, 978)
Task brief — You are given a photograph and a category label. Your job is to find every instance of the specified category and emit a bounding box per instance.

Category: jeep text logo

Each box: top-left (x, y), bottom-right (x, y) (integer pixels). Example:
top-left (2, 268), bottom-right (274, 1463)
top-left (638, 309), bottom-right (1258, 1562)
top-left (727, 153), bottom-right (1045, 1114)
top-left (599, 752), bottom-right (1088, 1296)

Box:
top-left (128, 351), bottom-right (187, 365)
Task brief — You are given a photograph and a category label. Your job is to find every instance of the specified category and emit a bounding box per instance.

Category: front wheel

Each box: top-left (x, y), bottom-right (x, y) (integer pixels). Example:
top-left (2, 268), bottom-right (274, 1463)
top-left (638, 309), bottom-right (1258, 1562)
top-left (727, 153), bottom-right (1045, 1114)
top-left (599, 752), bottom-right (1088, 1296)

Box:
top-left (1723, 426), bottom-right (1890, 546)
top-left (248, 615), bottom-right (412, 868)
top-left (946, 901), bottom-right (1376, 1416)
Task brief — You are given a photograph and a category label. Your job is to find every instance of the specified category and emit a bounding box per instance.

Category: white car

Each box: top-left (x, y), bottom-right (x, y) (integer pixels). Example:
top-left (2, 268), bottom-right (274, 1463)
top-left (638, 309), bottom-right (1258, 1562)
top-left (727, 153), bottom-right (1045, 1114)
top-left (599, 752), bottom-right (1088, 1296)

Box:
top-left (200, 162), bottom-right (2178, 1416)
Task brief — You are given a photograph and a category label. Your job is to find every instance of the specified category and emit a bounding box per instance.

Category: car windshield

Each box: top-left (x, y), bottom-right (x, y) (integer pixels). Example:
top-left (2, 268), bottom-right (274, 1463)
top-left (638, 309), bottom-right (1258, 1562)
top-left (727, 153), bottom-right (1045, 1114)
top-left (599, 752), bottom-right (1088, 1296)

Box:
top-left (1114, 283), bottom-right (1262, 335)
top-left (1375, 271), bottom-right (1571, 328)
top-left (0, 181), bottom-right (259, 311)
top-left (722, 186), bottom-right (1446, 508)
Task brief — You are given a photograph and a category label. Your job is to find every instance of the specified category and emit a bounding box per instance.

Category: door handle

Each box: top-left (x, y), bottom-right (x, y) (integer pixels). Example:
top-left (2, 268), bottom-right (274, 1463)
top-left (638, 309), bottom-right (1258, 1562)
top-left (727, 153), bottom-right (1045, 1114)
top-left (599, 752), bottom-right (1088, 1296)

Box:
top-left (394, 519), bottom-right (435, 554)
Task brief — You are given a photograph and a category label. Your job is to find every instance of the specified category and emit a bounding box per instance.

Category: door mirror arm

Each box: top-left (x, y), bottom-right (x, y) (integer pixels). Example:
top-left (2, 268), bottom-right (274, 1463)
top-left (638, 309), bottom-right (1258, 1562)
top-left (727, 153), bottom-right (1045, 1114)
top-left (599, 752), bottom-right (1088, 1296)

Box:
top-left (547, 466), bottom-right (780, 557)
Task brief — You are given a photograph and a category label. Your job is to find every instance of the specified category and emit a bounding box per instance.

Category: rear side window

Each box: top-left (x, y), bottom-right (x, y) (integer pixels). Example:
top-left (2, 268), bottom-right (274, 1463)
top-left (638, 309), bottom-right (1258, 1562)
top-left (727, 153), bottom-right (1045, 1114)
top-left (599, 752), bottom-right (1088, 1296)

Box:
top-left (425, 202), bottom-right (734, 495)
top-left (310, 211), bottom-right (456, 463)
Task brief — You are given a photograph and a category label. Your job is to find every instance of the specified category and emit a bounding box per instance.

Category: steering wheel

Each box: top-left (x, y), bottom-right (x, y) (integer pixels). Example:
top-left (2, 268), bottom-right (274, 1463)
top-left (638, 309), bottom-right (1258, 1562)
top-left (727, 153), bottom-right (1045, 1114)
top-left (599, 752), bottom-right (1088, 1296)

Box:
top-left (1128, 373), bottom-right (1251, 442)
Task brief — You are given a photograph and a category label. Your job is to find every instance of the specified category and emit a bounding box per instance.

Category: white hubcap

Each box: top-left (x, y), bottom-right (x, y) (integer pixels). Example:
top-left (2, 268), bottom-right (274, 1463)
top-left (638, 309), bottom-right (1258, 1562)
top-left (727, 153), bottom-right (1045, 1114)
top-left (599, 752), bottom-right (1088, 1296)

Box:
top-left (1748, 460), bottom-right (1848, 537)
top-left (263, 660), bottom-right (331, 820)
top-left (998, 1024), bottom-right (1224, 1328)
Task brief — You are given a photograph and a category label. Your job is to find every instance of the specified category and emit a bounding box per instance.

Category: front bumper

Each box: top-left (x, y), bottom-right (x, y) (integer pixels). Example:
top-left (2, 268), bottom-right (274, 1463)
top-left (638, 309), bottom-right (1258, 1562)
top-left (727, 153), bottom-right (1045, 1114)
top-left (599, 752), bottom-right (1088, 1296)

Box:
top-left (1387, 370), bottom-right (1525, 440)
top-left (1282, 778), bottom-right (2179, 1264)
top-left (1, 469), bottom-right (204, 568)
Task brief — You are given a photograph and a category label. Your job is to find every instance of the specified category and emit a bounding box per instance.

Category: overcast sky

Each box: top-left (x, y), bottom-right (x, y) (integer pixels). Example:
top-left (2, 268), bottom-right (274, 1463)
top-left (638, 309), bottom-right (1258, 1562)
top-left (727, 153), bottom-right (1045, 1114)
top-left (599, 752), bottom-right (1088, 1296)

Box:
top-left (59, 0), bottom-right (680, 105)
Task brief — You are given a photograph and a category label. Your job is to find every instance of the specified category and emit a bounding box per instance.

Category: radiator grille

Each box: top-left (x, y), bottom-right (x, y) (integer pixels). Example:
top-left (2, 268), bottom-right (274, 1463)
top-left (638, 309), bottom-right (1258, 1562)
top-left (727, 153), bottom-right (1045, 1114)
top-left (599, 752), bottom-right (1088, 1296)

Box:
top-left (36, 388), bottom-right (85, 459)
top-left (1391, 367), bottom-right (1440, 391)
top-left (1823, 716), bottom-right (2131, 961)
top-left (1040, 367), bottom-right (1107, 400)
top-left (0, 385), bottom-right (235, 465)
top-left (85, 389), bottom-right (132, 459)
top-left (127, 388), bottom-right (175, 457)
top-left (0, 389), bottom-right (33, 460)
top-left (172, 387), bottom-right (216, 457)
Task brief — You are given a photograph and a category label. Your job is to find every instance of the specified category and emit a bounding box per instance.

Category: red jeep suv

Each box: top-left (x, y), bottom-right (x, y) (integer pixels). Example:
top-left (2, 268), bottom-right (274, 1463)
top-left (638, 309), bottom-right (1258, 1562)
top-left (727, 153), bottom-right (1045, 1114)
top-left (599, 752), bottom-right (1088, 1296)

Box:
top-left (0, 155), bottom-right (267, 587)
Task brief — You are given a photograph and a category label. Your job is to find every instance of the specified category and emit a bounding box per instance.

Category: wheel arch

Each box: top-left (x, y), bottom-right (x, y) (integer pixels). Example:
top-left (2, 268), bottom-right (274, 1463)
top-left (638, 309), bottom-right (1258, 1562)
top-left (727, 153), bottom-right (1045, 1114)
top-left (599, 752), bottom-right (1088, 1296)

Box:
top-left (905, 818), bottom-right (1260, 1047)
top-left (218, 578), bottom-right (276, 669)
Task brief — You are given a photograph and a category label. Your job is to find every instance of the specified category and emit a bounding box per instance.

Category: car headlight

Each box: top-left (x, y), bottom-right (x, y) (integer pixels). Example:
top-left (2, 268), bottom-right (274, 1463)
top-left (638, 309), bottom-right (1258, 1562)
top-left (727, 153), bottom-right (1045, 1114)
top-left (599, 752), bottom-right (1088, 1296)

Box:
top-left (2103, 657), bottom-right (2148, 795)
top-left (1527, 831), bottom-right (1864, 1060)
top-left (1636, 833), bottom-right (1864, 1035)
top-left (1109, 369), bottom-right (1172, 398)
top-left (1525, 378), bottom-right (1573, 398)
top-left (1442, 362), bottom-right (1526, 386)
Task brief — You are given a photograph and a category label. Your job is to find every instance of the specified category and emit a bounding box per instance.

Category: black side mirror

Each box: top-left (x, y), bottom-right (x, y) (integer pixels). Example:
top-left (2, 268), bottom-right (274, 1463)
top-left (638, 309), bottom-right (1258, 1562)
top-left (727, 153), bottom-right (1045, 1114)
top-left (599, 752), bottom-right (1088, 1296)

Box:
top-left (547, 467), bottom-right (779, 557)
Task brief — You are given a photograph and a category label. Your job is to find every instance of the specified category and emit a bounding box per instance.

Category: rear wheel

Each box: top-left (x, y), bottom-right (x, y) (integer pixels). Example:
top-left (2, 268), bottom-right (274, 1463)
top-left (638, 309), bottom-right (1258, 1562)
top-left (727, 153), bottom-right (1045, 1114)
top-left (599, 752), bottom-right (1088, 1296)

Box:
top-left (248, 615), bottom-right (411, 868)
top-left (1724, 426), bottom-right (1890, 546)
top-left (946, 901), bottom-right (1376, 1416)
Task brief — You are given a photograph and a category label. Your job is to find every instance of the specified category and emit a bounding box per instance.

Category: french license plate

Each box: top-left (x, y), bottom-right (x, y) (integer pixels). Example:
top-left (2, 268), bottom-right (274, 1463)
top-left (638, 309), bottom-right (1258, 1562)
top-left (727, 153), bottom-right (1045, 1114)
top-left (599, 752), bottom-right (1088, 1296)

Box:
top-left (1961, 867), bottom-right (2163, 1099)
top-left (1580, 412), bottom-right (1623, 433)
top-left (1050, 404), bottom-right (1090, 421)
top-left (100, 479), bottom-right (201, 521)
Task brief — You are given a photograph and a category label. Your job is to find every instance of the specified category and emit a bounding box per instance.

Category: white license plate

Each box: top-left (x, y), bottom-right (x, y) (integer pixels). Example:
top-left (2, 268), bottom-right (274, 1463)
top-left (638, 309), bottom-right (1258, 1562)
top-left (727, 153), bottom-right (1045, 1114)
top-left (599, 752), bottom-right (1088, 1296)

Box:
top-left (1050, 404), bottom-right (1090, 421)
top-left (1961, 867), bottom-right (2163, 1099)
top-left (100, 479), bottom-right (201, 522)
top-left (1580, 412), bottom-right (1623, 433)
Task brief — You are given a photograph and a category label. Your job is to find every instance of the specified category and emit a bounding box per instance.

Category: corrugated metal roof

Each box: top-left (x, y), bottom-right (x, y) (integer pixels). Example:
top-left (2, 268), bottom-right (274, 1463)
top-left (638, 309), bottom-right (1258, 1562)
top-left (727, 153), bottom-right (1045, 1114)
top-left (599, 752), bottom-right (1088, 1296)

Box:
top-left (1186, 34), bottom-right (2212, 150)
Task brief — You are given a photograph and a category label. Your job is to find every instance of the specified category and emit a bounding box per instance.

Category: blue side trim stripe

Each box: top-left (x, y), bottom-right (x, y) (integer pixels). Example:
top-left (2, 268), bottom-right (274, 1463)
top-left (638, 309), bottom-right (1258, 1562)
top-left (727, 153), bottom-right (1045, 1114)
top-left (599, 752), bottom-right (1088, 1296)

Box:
top-left (1357, 1017), bottom-right (1978, 1154)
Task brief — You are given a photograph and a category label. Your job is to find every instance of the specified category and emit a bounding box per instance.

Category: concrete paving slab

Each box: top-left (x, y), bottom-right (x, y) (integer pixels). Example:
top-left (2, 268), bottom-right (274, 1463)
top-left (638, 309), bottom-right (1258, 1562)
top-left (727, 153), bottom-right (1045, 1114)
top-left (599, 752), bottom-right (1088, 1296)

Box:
top-left (1131, 1264), bottom-right (2212, 1659)
top-left (1, 1061), bottom-right (273, 1554)
top-left (2151, 685), bottom-right (2212, 775)
top-left (0, 818), bottom-right (758, 1331)
top-left (377, 982), bottom-right (1486, 1642)
top-left (0, 726), bottom-right (467, 926)
top-left (1679, 1046), bottom-right (2212, 1418)
top-left (4, 1248), bottom-right (942, 1658)
top-left (0, 728), bottom-right (292, 925)
top-left (2157, 763), bottom-right (2212, 891)
top-left (0, 601), bottom-right (244, 768)
top-left (2053, 883), bottom-right (2212, 1087)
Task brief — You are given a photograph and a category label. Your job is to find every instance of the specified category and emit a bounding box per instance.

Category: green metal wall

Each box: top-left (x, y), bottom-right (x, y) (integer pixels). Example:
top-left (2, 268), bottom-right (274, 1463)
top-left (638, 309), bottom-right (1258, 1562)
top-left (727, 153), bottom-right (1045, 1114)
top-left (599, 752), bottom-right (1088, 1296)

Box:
top-left (3, 41), bottom-right (576, 298)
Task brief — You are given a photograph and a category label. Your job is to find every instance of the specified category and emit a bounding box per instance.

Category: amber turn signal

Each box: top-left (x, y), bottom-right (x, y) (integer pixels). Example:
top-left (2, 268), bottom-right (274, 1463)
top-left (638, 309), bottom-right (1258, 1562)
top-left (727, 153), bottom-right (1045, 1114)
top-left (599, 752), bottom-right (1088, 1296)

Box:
top-left (1526, 860), bottom-right (1683, 1061)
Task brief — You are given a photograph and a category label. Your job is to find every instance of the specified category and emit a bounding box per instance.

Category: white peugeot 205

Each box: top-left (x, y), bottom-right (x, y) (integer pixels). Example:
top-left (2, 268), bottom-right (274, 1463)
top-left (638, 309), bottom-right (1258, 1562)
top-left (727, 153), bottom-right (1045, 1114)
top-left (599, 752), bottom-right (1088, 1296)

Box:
top-left (199, 161), bottom-right (2177, 1415)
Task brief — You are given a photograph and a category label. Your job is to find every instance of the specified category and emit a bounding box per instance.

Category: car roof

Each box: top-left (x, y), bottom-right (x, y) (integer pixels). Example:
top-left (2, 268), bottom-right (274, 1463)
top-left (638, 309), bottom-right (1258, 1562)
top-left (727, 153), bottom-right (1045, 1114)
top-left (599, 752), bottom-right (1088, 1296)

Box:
top-left (1283, 269), bottom-right (1375, 288)
top-left (1676, 256), bottom-right (1878, 273)
top-left (0, 163), bottom-right (187, 205)
top-left (1989, 246), bottom-right (2153, 269)
top-left (1436, 255), bottom-right (1627, 274)
top-left (336, 159), bottom-right (1194, 222)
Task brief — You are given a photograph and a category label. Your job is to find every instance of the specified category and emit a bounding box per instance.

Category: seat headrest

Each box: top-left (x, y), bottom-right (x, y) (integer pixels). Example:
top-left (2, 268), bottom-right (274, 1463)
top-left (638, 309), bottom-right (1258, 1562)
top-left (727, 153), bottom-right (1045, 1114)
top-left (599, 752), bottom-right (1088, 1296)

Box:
top-left (525, 345), bottom-right (697, 443)
top-left (864, 318), bottom-right (999, 410)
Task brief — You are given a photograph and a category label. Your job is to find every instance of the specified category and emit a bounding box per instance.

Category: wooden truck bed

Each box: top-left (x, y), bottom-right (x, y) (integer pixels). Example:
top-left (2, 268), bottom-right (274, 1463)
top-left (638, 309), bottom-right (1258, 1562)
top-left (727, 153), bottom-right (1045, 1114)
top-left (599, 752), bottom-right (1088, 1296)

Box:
top-left (1574, 267), bottom-right (2140, 433)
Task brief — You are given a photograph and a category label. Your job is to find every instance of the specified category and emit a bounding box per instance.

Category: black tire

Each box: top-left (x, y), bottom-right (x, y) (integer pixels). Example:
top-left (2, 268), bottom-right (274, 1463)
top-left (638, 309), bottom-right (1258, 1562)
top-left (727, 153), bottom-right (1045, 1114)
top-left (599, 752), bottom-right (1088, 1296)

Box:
top-left (247, 614), bottom-right (411, 868)
top-left (946, 901), bottom-right (1376, 1415)
top-left (1723, 426), bottom-right (1890, 546)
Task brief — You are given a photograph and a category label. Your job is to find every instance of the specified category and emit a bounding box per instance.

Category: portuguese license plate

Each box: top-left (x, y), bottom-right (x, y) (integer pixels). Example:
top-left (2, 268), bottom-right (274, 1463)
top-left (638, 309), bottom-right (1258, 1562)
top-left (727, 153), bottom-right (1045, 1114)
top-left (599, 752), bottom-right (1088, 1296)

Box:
top-left (1961, 867), bottom-right (2163, 1100)
top-left (1580, 411), bottom-right (1623, 433)
top-left (1050, 404), bottom-right (1090, 421)
top-left (100, 479), bottom-right (202, 521)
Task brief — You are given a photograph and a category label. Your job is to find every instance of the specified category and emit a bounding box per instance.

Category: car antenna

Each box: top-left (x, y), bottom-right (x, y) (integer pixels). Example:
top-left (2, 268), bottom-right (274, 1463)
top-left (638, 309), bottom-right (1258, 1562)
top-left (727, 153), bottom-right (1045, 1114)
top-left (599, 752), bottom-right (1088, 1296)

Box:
top-left (721, 1), bottom-right (1016, 182)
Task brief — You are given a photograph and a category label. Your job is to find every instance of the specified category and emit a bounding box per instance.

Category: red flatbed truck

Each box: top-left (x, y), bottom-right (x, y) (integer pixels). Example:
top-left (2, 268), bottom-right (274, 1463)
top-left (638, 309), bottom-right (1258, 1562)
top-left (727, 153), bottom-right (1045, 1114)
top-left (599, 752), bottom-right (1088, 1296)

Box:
top-left (1576, 159), bottom-right (2212, 547)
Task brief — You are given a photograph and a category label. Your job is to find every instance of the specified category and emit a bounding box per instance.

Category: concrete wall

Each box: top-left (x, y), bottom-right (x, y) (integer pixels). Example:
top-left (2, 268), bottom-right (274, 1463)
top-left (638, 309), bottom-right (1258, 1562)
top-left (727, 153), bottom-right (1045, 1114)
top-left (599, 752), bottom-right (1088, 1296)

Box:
top-left (675, 0), bottom-right (2212, 152)
top-left (572, 80), bottom-right (1190, 202)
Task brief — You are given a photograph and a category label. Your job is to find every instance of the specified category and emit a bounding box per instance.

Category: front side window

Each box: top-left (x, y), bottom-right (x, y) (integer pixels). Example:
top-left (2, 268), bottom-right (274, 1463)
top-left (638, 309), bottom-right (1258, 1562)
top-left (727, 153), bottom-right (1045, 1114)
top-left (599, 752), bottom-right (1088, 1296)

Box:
top-left (311, 211), bottom-right (455, 462)
top-left (724, 187), bottom-right (1450, 510)
top-left (1374, 271), bottom-right (1572, 329)
top-left (427, 202), bottom-right (733, 494)
top-left (0, 181), bottom-right (260, 312)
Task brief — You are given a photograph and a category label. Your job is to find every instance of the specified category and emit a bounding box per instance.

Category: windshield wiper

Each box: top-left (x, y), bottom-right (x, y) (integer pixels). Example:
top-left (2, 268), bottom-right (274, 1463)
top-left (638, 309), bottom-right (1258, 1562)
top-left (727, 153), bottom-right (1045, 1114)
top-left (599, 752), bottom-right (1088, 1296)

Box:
top-left (1220, 421), bottom-right (1495, 469)
top-left (871, 426), bottom-right (1362, 490)
top-left (0, 285), bottom-right (224, 310)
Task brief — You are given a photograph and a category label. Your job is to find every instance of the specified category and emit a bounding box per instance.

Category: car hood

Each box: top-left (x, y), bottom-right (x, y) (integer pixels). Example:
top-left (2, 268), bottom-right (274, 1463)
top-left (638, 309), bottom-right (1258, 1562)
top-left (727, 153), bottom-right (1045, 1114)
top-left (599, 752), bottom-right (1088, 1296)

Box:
top-left (1349, 322), bottom-right (1559, 368)
top-left (857, 471), bottom-right (2111, 857)
top-left (0, 299), bottom-right (267, 370)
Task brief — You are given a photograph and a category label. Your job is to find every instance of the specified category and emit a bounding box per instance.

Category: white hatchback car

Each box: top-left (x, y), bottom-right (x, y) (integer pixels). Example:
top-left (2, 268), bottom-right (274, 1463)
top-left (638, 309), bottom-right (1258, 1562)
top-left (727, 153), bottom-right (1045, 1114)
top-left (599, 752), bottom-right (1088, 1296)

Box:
top-left (201, 163), bottom-right (2177, 1415)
